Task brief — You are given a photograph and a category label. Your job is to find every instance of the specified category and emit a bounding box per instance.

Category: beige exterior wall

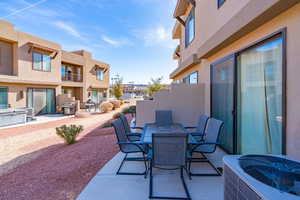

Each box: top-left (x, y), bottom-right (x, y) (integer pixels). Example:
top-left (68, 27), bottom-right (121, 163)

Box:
top-left (0, 83), bottom-right (58, 108)
top-left (0, 20), bottom-right (110, 111)
top-left (176, 0), bottom-right (251, 65)
top-left (136, 84), bottom-right (205, 127)
top-left (168, 2), bottom-right (300, 160)
top-left (62, 50), bottom-right (110, 102)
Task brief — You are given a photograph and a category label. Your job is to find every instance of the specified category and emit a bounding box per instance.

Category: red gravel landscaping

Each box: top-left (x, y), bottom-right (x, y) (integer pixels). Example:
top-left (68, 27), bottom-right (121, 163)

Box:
top-left (0, 126), bottom-right (119, 200)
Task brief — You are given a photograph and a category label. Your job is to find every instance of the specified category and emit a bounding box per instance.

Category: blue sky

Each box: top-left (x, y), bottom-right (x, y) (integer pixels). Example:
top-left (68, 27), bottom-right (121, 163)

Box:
top-left (0, 0), bottom-right (178, 84)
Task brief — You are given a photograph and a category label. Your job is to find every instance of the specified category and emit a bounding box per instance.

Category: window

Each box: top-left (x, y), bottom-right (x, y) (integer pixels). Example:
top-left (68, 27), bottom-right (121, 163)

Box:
top-left (0, 87), bottom-right (8, 109)
top-left (189, 71), bottom-right (198, 84)
top-left (183, 76), bottom-right (189, 84)
top-left (185, 8), bottom-right (195, 47)
top-left (33, 51), bottom-right (51, 71)
top-left (61, 65), bottom-right (66, 79)
top-left (182, 71), bottom-right (198, 84)
top-left (218, 0), bottom-right (226, 8)
top-left (96, 69), bottom-right (104, 80)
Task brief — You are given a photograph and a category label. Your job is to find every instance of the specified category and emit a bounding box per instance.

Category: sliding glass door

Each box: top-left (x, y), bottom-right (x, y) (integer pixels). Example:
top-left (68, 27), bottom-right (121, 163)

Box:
top-left (211, 31), bottom-right (285, 155)
top-left (237, 36), bottom-right (283, 154)
top-left (0, 87), bottom-right (8, 109)
top-left (211, 55), bottom-right (235, 153)
top-left (27, 88), bottom-right (56, 115)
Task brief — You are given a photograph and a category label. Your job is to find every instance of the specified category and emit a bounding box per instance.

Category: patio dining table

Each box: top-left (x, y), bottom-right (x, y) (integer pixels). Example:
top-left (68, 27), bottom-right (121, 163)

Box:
top-left (141, 123), bottom-right (197, 145)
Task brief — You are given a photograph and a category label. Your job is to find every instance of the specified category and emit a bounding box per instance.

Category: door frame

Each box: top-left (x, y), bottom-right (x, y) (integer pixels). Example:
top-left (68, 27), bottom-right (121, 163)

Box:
top-left (210, 28), bottom-right (287, 155)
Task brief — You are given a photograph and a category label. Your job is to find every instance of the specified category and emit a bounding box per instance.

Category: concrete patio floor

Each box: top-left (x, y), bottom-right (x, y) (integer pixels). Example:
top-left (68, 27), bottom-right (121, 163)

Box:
top-left (78, 152), bottom-right (224, 200)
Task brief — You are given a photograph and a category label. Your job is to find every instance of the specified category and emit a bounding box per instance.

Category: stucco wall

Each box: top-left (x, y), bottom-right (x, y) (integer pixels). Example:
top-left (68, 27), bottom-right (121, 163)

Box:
top-left (0, 20), bottom-right (110, 108)
top-left (172, 3), bottom-right (300, 160)
top-left (0, 83), bottom-right (59, 109)
top-left (178, 0), bottom-right (252, 64)
top-left (136, 84), bottom-right (205, 127)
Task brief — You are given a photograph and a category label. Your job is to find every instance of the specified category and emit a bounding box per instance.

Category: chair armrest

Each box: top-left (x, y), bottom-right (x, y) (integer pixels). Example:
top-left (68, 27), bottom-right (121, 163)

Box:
top-left (184, 126), bottom-right (197, 129)
top-left (131, 126), bottom-right (144, 130)
top-left (127, 133), bottom-right (141, 136)
top-left (117, 141), bottom-right (147, 152)
top-left (190, 131), bottom-right (204, 136)
top-left (191, 142), bottom-right (219, 151)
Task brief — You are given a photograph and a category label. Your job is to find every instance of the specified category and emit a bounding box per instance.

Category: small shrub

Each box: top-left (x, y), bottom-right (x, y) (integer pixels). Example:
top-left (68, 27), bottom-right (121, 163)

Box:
top-left (56, 124), bottom-right (84, 145)
top-left (100, 102), bottom-right (114, 113)
top-left (101, 120), bottom-right (112, 128)
top-left (113, 112), bottom-right (122, 119)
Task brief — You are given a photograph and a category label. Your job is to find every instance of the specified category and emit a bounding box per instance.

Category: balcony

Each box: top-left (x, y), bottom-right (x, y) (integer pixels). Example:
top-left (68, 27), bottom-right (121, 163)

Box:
top-left (61, 72), bottom-right (82, 82)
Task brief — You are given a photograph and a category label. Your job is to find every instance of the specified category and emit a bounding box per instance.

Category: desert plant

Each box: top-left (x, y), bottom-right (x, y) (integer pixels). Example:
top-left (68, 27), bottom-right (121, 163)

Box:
top-left (100, 101), bottom-right (114, 113)
top-left (56, 124), bottom-right (83, 145)
top-left (111, 78), bottom-right (123, 100)
top-left (147, 77), bottom-right (166, 97)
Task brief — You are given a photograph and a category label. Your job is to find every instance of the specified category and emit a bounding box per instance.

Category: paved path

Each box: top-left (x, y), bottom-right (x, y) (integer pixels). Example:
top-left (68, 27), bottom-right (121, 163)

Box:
top-left (0, 105), bottom-right (128, 176)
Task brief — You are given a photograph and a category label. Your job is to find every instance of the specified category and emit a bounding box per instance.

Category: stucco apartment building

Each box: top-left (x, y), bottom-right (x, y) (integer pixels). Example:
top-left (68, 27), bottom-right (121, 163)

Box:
top-left (0, 20), bottom-right (109, 115)
top-left (167, 0), bottom-right (300, 160)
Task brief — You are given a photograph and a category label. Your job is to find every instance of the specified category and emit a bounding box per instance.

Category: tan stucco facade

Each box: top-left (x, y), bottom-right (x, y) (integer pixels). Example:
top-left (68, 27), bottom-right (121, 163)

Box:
top-left (0, 20), bottom-right (110, 112)
top-left (167, 0), bottom-right (300, 160)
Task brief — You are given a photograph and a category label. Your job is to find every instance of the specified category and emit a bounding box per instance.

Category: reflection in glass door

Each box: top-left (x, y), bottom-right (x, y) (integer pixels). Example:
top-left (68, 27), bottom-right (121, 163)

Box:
top-left (211, 55), bottom-right (235, 153)
top-left (237, 36), bottom-right (283, 154)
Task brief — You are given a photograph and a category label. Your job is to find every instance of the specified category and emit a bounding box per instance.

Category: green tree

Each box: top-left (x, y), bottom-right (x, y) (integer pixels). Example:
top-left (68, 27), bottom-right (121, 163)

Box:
top-left (147, 77), bottom-right (165, 97)
top-left (111, 78), bottom-right (123, 100)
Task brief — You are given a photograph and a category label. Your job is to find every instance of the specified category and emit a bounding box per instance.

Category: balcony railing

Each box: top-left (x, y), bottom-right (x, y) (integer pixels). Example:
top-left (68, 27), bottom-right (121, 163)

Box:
top-left (62, 72), bottom-right (82, 82)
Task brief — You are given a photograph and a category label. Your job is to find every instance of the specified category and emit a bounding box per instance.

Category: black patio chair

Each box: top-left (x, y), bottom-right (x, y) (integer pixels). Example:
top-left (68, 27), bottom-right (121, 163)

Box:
top-left (148, 132), bottom-right (191, 200)
top-left (188, 118), bottom-right (224, 176)
top-left (112, 119), bottom-right (148, 177)
top-left (185, 114), bottom-right (209, 141)
top-left (119, 114), bottom-right (143, 141)
top-left (155, 110), bottom-right (173, 126)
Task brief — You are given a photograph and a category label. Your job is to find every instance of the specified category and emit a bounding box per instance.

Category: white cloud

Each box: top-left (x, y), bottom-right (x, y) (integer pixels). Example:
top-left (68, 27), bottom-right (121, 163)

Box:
top-left (52, 21), bottom-right (85, 41)
top-left (134, 25), bottom-right (177, 49)
top-left (101, 35), bottom-right (132, 47)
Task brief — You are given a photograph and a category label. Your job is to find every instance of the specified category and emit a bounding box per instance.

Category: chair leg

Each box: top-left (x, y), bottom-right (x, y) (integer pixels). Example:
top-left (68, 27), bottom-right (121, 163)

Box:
top-left (149, 164), bottom-right (191, 200)
top-left (116, 153), bottom-right (147, 176)
top-left (184, 162), bottom-right (192, 180)
top-left (189, 153), bottom-right (222, 177)
top-left (181, 167), bottom-right (191, 200)
top-left (149, 160), bottom-right (153, 199)
top-left (143, 153), bottom-right (148, 179)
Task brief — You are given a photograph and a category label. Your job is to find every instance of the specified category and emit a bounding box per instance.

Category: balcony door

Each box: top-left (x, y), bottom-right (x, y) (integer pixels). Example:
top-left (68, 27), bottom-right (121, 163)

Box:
top-left (211, 55), bottom-right (235, 153)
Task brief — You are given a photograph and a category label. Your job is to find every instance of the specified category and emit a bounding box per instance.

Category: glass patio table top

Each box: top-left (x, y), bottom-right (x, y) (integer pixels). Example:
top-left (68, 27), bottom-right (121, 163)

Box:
top-left (141, 123), bottom-right (197, 144)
